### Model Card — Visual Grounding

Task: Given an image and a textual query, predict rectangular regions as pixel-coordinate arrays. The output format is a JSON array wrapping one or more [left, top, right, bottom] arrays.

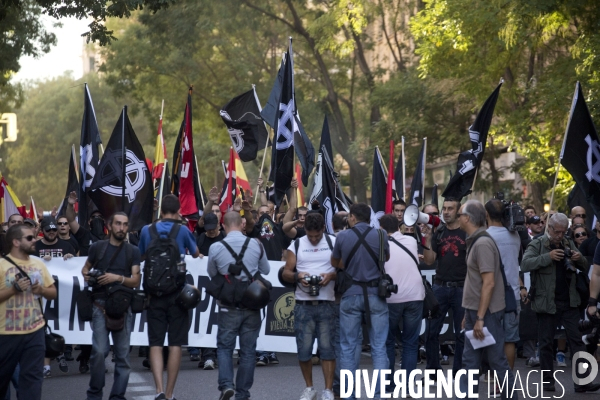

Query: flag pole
[[545, 112, 571, 235], [402, 136, 406, 200], [422, 137, 427, 206], [195, 155, 205, 208], [290, 37, 297, 177], [253, 84, 271, 204], [31, 196, 38, 221], [121, 106, 127, 212], [100, 144, 105, 156], [157, 159, 167, 219]]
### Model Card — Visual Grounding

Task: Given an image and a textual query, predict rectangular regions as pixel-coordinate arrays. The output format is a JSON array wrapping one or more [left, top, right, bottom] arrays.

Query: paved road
[[12, 348, 600, 399]]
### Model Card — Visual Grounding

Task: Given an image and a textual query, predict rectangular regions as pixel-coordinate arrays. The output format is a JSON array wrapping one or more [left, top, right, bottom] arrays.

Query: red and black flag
[[79, 83, 102, 225], [561, 82, 600, 222], [219, 147, 237, 214], [442, 81, 502, 200], [220, 88, 270, 162], [171, 87, 206, 219]]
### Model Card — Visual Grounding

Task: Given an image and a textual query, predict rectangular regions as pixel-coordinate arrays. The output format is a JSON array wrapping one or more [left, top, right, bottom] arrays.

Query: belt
[[295, 300, 333, 305], [434, 279, 464, 288]]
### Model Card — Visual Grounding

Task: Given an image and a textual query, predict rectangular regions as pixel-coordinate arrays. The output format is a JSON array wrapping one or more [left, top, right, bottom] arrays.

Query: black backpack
[[143, 222, 185, 297]]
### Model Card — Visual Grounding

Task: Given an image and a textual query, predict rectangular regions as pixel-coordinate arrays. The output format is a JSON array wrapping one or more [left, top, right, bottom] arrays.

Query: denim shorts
[[503, 308, 520, 343], [294, 301, 336, 362]]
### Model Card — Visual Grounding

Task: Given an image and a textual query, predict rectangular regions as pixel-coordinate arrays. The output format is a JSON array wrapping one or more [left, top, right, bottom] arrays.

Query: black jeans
[[537, 301, 585, 386], [0, 328, 45, 400]]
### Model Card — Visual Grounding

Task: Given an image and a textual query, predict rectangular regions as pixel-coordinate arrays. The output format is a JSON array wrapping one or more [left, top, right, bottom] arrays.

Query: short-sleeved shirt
[[487, 226, 521, 300], [250, 214, 285, 261], [332, 222, 390, 298], [35, 239, 77, 259], [288, 234, 336, 301], [87, 241, 141, 294], [62, 235, 80, 255], [197, 232, 225, 256], [0, 256, 55, 334], [463, 229, 505, 313], [138, 221, 198, 257], [386, 232, 425, 304], [431, 225, 467, 282]]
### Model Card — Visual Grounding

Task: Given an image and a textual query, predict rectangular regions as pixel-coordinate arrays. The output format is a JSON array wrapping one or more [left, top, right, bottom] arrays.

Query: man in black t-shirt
[[81, 212, 141, 400], [422, 198, 467, 376], [65, 191, 106, 257], [246, 204, 286, 261], [35, 217, 76, 260], [196, 213, 225, 257], [56, 215, 80, 255]]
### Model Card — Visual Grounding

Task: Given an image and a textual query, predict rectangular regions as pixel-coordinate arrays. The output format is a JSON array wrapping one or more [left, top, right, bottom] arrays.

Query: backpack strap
[[91, 240, 111, 272], [294, 238, 300, 255], [168, 222, 181, 240], [149, 223, 159, 241]]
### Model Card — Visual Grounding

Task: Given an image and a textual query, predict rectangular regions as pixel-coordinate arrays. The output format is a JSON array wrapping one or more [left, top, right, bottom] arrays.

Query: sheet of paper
[[465, 327, 496, 350]]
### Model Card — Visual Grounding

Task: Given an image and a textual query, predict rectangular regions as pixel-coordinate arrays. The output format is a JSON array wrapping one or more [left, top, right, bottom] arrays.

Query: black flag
[[309, 117, 349, 233], [220, 88, 270, 162], [58, 145, 80, 217], [431, 184, 439, 210], [371, 147, 387, 225], [567, 183, 594, 231], [261, 56, 285, 129], [79, 83, 102, 225], [293, 115, 315, 187], [409, 139, 426, 207], [561, 82, 600, 222], [89, 107, 153, 232], [442, 82, 502, 200]]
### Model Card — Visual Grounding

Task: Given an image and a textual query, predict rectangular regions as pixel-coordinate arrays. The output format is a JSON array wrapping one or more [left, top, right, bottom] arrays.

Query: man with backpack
[[282, 212, 337, 400], [138, 195, 200, 400], [207, 211, 270, 400], [81, 212, 141, 400]]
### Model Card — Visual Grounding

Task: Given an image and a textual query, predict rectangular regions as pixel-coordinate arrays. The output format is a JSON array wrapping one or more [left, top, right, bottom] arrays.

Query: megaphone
[[404, 204, 441, 227]]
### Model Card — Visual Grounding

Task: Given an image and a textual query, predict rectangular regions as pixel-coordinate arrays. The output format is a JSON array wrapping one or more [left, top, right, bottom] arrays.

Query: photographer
[[282, 212, 336, 400], [521, 213, 600, 393], [81, 212, 141, 400]]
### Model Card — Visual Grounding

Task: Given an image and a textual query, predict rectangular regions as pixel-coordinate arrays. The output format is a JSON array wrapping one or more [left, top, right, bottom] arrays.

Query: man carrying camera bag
[[81, 212, 141, 400], [282, 212, 337, 400], [207, 211, 270, 400]]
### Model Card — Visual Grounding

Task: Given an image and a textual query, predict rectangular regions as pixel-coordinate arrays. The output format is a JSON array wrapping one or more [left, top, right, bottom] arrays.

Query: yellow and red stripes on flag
[[0, 176, 26, 222], [295, 164, 305, 207], [152, 116, 167, 181], [233, 150, 251, 196]]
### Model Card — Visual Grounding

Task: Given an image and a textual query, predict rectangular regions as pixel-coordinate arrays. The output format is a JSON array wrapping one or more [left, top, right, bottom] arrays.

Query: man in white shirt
[[282, 212, 337, 400], [379, 214, 425, 387]]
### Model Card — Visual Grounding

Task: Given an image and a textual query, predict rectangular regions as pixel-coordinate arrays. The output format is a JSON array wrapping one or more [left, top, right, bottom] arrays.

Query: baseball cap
[[204, 213, 219, 230], [41, 217, 58, 231], [527, 215, 542, 224]]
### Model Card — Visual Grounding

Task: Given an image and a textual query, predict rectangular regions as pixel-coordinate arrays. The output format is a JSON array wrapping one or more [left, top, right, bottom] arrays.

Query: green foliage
[[2, 73, 151, 209]]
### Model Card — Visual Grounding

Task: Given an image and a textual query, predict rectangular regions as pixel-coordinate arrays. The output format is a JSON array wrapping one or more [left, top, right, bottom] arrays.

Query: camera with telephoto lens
[[303, 275, 323, 297], [87, 269, 105, 288], [378, 275, 398, 298], [563, 247, 576, 271], [494, 192, 526, 232]]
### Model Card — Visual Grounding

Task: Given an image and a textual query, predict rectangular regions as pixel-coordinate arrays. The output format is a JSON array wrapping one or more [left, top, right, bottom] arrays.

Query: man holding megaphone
[[419, 198, 468, 378]]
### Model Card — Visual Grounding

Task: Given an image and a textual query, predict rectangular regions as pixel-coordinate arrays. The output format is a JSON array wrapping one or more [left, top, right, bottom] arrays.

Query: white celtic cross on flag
[[277, 99, 295, 150], [585, 134, 600, 183]]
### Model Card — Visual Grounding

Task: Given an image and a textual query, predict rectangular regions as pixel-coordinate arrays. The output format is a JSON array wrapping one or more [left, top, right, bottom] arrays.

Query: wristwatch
[[476, 316, 484, 322], [520, 286, 527, 291]]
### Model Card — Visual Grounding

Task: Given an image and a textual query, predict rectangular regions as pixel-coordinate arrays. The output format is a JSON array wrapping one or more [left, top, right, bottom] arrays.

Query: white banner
[[40, 257, 529, 352]]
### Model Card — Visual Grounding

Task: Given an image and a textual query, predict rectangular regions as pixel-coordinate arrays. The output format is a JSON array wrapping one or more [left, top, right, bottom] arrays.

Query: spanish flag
[[153, 114, 167, 181], [0, 176, 26, 222], [296, 164, 305, 207], [234, 150, 252, 196]]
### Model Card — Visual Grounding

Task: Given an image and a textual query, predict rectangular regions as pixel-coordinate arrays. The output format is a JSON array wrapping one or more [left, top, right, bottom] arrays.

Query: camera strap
[[4, 255, 49, 329], [220, 238, 253, 281]]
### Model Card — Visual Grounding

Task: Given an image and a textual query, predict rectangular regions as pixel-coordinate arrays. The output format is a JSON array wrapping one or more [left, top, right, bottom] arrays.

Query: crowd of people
[[3, 178, 600, 400]]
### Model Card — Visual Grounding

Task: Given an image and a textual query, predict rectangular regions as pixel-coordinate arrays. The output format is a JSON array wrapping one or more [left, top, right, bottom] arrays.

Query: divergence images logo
[[572, 351, 598, 385]]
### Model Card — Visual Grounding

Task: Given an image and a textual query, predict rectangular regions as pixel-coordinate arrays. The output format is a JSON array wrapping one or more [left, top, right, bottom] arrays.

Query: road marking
[[129, 372, 147, 383], [128, 385, 156, 392]]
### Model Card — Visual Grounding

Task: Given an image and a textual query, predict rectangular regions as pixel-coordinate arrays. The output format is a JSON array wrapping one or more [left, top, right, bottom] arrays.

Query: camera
[[87, 269, 105, 288], [494, 192, 526, 232], [303, 275, 323, 297], [579, 318, 600, 345], [563, 247, 576, 271], [378, 275, 398, 298]]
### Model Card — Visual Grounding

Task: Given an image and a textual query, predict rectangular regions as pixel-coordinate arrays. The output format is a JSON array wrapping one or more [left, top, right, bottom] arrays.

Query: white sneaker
[[299, 387, 317, 400], [203, 359, 215, 370], [321, 389, 335, 400], [556, 351, 567, 367]]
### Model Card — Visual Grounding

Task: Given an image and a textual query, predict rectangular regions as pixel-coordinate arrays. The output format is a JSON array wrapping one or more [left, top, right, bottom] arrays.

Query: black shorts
[[147, 293, 189, 347]]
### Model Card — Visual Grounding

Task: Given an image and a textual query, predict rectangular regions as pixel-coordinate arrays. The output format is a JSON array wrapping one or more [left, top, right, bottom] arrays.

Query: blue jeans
[[339, 294, 389, 400], [386, 301, 423, 385], [86, 303, 133, 400], [459, 309, 514, 399], [294, 302, 336, 361], [333, 304, 361, 396], [426, 284, 465, 373], [217, 307, 261, 400]]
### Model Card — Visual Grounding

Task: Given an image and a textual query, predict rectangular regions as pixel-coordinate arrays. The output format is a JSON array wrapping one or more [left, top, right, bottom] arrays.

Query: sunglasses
[[575, 232, 588, 239], [21, 235, 35, 241], [429, 212, 440, 216], [44, 228, 58, 233], [57, 222, 69, 226], [575, 214, 586, 219]]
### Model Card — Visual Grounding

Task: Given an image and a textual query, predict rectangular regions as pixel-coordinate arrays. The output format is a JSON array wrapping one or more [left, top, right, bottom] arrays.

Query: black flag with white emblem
[[442, 82, 502, 200], [79, 83, 102, 225], [409, 139, 426, 207], [561, 82, 600, 222], [220, 88, 270, 162], [89, 108, 153, 232]]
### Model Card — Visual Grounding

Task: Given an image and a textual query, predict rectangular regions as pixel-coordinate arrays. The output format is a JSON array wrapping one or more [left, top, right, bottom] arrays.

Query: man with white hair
[[522, 213, 600, 393], [457, 200, 514, 399]]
